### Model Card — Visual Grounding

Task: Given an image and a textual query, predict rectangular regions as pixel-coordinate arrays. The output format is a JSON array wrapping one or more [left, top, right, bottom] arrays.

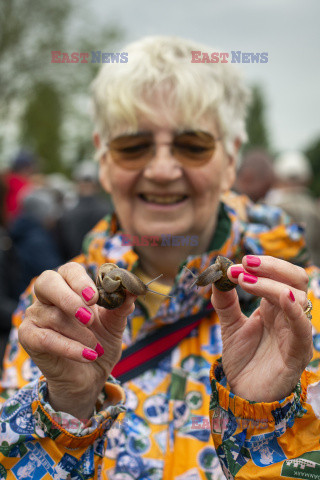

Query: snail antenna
[[145, 274, 163, 286], [183, 266, 196, 278], [183, 265, 198, 289], [147, 289, 172, 298], [145, 274, 172, 298], [190, 279, 199, 289]]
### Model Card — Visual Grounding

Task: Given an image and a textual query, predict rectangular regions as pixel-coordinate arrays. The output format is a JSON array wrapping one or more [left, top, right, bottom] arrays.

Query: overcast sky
[[91, 0, 320, 153]]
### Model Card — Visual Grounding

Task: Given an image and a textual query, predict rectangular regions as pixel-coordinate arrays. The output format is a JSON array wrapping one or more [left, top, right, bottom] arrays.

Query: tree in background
[[243, 85, 320, 199], [305, 137, 320, 197], [244, 85, 270, 153], [20, 83, 63, 174], [0, 1, 71, 112], [0, 0, 123, 172]]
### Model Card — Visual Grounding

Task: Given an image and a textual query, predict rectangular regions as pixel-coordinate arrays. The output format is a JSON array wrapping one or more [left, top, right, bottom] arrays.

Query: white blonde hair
[[91, 35, 250, 156]]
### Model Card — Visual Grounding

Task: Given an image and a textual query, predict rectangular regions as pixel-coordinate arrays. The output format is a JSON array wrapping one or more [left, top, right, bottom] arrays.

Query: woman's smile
[[137, 192, 189, 209]]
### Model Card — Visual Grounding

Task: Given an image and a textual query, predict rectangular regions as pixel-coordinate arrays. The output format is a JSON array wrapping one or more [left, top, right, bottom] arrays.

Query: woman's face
[[96, 114, 237, 246]]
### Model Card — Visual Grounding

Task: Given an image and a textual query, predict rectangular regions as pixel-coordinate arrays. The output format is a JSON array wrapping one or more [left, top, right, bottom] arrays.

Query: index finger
[[241, 255, 309, 292], [57, 262, 99, 305], [34, 266, 97, 328]]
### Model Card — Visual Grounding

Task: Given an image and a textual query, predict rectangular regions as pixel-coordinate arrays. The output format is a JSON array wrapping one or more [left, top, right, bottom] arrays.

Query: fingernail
[[82, 348, 98, 361], [230, 266, 245, 278], [246, 255, 261, 267], [94, 342, 104, 357], [75, 307, 92, 324], [242, 273, 258, 284], [82, 287, 95, 302], [289, 290, 295, 302]]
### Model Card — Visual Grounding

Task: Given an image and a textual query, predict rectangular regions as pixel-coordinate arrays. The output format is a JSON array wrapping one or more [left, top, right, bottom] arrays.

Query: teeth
[[142, 194, 185, 204]]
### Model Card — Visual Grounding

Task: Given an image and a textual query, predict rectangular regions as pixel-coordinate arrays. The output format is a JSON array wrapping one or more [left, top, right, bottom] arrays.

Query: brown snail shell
[[185, 255, 236, 292], [213, 256, 236, 291], [96, 263, 171, 310], [97, 286, 126, 309]]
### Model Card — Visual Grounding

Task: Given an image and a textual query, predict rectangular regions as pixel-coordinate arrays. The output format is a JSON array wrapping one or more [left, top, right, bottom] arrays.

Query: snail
[[96, 263, 171, 309], [184, 255, 236, 291]]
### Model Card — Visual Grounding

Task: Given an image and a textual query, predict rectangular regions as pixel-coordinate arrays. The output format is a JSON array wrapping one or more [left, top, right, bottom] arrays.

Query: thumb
[[98, 293, 137, 338], [210, 285, 243, 329]]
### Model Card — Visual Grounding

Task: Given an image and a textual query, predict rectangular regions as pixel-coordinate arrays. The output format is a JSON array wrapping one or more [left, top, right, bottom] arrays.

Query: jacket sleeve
[[0, 254, 126, 478], [209, 267, 320, 479]]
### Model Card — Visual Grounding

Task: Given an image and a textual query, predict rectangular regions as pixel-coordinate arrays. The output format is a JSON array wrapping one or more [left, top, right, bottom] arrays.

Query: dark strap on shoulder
[[112, 304, 214, 383]]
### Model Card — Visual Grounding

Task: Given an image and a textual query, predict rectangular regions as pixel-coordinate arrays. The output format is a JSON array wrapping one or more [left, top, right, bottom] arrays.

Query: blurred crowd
[[0, 146, 319, 369], [234, 148, 320, 267], [0, 150, 113, 366]]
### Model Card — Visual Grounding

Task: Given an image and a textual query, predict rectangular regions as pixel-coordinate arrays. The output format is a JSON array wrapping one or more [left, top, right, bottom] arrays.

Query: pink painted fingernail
[[75, 307, 92, 324], [82, 348, 98, 361], [82, 287, 95, 302], [242, 273, 258, 284], [289, 290, 295, 302], [94, 342, 104, 357], [230, 266, 245, 278], [246, 255, 261, 267]]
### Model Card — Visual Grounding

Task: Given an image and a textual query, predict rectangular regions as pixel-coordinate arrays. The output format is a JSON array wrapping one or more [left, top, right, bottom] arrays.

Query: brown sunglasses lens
[[109, 134, 154, 168], [108, 131, 217, 168], [173, 131, 216, 163]]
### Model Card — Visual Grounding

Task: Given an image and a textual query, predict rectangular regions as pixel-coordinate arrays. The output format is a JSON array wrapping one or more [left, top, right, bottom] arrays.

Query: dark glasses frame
[[106, 130, 222, 169]]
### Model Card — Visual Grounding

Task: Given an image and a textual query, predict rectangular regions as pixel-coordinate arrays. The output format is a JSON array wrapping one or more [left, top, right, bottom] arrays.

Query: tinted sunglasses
[[107, 130, 221, 169]]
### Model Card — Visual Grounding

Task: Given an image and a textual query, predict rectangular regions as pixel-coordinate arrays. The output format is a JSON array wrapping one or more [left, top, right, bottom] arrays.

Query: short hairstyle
[[91, 35, 250, 157]]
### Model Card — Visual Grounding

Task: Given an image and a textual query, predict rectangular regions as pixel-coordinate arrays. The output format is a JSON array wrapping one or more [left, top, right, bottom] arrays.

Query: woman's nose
[[143, 143, 182, 181]]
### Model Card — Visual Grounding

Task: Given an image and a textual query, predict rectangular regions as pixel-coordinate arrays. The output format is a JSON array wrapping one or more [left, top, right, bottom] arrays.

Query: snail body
[[184, 255, 236, 292], [96, 263, 170, 309]]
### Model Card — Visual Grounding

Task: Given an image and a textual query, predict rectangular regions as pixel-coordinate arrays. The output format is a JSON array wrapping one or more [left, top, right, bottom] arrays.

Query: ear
[[93, 132, 112, 194], [93, 131, 104, 151], [221, 138, 242, 192]]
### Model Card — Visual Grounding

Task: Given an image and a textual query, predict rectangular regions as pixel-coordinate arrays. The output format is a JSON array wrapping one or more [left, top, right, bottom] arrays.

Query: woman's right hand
[[18, 262, 136, 420]]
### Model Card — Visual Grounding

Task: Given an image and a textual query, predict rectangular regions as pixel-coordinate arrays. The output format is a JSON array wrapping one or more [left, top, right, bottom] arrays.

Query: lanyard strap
[[112, 304, 214, 383]]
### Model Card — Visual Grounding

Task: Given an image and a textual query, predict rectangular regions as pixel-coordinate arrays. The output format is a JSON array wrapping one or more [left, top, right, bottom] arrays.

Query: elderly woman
[[1, 36, 319, 480]]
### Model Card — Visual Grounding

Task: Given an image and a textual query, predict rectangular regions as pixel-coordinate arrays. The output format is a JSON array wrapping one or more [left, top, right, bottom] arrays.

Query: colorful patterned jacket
[[1, 197, 320, 480]]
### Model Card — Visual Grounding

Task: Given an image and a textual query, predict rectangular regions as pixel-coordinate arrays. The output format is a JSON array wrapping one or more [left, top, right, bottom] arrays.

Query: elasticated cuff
[[32, 375, 126, 449], [209, 358, 309, 430]]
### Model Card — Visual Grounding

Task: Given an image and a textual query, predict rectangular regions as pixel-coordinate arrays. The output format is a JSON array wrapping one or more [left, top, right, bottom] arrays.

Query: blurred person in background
[[234, 148, 275, 203], [9, 188, 63, 293], [57, 160, 113, 261], [224, 147, 276, 223], [0, 175, 20, 369], [3, 149, 37, 223], [46, 172, 77, 213], [265, 151, 320, 266]]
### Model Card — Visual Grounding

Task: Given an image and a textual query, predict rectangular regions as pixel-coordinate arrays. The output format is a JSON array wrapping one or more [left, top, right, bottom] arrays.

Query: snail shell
[[186, 255, 236, 292], [96, 263, 170, 309], [96, 267, 126, 309], [213, 256, 236, 291]]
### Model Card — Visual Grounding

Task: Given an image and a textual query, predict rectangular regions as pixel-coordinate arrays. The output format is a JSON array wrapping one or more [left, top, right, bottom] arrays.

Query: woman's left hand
[[210, 255, 313, 402]]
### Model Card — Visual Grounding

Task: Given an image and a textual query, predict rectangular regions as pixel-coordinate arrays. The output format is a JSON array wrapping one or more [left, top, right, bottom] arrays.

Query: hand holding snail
[[18, 262, 137, 420], [96, 263, 171, 309], [210, 255, 313, 402]]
